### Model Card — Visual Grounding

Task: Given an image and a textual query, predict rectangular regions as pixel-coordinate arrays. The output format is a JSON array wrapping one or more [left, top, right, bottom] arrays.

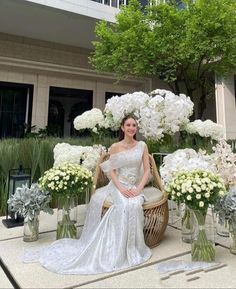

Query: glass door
[[0, 82, 33, 138]]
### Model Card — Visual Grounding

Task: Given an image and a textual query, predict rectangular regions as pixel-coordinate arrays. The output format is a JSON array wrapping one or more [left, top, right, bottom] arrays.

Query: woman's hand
[[119, 187, 133, 198], [128, 187, 142, 197], [120, 187, 142, 198]]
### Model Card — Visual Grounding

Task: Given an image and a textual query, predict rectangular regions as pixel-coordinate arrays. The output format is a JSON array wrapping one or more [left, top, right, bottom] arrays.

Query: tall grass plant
[[0, 136, 117, 216]]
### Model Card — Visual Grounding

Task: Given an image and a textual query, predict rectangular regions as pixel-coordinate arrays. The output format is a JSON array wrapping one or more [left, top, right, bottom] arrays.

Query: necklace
[[121, 140, 136, 149]]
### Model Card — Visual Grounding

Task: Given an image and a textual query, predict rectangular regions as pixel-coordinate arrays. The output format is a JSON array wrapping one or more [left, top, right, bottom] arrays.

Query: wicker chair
[[92, 153, 169, 248]]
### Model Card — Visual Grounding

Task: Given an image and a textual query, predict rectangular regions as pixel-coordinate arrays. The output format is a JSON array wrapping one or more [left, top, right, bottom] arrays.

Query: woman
[[24, 115, 152, 274]]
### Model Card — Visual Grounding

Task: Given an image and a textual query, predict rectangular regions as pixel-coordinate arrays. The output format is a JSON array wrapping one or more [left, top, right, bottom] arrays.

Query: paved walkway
[[0, 206, 235, 289]]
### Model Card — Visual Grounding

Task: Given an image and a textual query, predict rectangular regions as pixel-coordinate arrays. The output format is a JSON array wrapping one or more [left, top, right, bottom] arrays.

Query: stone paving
[[0, 206, 235, 289]]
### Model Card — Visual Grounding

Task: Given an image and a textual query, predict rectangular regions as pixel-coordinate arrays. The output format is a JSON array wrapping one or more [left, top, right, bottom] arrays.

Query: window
[[48, 87, 93, 137], [0, 82, 33, 138]]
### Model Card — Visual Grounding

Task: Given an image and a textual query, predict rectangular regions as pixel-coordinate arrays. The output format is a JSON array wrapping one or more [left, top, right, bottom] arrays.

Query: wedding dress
[[23, 141, 152, 275]]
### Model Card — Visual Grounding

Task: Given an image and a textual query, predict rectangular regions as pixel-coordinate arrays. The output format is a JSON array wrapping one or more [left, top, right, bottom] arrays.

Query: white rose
[[187, 195, 192, 200]]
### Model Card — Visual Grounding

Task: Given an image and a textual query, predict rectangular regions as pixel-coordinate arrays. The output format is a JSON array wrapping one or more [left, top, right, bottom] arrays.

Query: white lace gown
[[23, 141, 152, 275]]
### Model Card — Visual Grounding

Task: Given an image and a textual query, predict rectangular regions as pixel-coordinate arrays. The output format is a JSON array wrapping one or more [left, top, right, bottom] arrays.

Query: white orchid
[[138, 89, 194, 140]]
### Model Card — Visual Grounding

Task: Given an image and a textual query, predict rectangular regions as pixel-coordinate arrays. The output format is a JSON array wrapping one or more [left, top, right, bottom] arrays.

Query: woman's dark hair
[[118, 115, 137, 141]]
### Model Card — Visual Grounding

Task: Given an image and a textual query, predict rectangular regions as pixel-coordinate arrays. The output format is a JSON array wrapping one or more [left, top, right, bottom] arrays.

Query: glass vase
[[168, 200, 181, 225], [23, 212, 39, 242], [191, 208, 215, 262], [216, 213, 229, 237], [181, 205, 194, 243], [57, 195, 78, 240], [229, 220, 236, 255]]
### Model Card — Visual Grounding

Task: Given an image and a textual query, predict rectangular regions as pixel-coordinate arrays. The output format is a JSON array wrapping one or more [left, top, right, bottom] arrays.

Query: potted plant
[[7, 183, 53, 242]]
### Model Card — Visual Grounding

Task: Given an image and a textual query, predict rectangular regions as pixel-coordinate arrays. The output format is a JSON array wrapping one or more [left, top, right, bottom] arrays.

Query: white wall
[[25, 0, 119, 22], [215, 75, 236, 139]]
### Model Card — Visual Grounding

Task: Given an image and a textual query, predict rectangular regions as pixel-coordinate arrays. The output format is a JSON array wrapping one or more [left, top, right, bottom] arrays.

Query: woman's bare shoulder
[[109, 142, 122, 154]]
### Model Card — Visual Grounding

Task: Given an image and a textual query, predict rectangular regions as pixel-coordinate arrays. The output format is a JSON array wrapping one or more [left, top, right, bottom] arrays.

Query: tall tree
[[90, 0, 236, 118]]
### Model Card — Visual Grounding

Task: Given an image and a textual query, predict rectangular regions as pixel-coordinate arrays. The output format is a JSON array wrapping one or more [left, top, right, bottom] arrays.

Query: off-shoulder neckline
[[110, 141, 141, 157]]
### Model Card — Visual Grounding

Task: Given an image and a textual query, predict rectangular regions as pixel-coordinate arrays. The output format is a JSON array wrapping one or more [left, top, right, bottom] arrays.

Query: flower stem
[[191, 210, 215, 262]]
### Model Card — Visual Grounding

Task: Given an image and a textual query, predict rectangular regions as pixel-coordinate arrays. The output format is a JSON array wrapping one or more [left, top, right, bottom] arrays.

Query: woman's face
[[122, 117, 137, 138]]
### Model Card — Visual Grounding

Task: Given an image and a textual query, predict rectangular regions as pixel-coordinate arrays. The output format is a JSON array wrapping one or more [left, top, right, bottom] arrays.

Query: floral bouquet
[[7, 183, 53, 221], [39, 163, 93, 239], [39, 162, 93, 197], [165, 169, 226, 261]]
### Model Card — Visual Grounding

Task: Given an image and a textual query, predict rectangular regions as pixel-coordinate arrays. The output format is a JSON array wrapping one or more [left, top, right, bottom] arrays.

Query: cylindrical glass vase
[[23, 213, 39, 242], [191, 208, 215, 262], [181, 205, 194, 243], [229, 220, 236, 255], [216, 213, 229, 237], [57, 195, 78, 240], [168, 200, 181, 225]]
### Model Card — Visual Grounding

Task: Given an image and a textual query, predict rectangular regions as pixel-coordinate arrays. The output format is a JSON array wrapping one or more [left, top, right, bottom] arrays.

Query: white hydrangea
[[160, 148, 216, 185], [185, 119, 224, 141], [104, 91, 150, 129], [73, 108, 104, 131], [53, 143, 106, 172]]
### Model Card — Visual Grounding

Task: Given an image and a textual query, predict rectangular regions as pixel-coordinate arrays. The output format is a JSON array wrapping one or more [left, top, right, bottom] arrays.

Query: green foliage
[[0, 136, 117, 216], [91, 0, 236, 117]]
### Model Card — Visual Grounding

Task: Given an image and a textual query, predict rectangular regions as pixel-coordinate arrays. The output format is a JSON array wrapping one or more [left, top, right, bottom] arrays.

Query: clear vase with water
[[23, 212, 39, 242], [57, 195, 78, 239]]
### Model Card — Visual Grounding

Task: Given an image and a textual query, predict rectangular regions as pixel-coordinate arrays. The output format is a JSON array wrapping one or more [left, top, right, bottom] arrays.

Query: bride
[[24, 115, 152, 274]]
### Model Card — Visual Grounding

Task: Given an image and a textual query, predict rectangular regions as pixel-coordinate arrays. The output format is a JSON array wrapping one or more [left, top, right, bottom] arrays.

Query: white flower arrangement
[[53, 143, 106, 172], [184, 119, 224, 141], [73, 108, 104, 132], [160, 149, 216, 185], [7, 183, 53, 221], [72, 89, 194, 142], [165, 170, 226, 211], [210, 140, 236, 189], [104, 91, 150, 130], [39, 163, 93, 197], [138, 90, 193, 140]]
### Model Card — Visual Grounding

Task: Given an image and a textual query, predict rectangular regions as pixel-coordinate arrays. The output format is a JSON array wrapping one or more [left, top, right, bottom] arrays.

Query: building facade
[[0, 0, 235, 138]]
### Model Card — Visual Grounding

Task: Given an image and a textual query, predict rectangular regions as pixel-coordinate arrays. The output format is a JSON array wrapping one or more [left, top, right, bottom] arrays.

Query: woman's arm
[[130, 143, 151, 196]]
